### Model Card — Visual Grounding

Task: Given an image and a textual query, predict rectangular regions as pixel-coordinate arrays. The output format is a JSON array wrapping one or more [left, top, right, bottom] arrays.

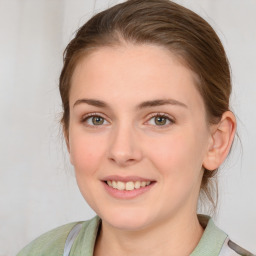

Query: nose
[[107, 124, 143, 167]]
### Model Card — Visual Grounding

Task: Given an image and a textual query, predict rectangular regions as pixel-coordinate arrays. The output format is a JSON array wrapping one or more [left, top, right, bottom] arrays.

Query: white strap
[[63, 223, 83, 256], [219, 237, 254, 256]]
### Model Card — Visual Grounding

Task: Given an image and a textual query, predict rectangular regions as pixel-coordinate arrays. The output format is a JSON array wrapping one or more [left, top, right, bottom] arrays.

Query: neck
[[94, 212, 204, 256]]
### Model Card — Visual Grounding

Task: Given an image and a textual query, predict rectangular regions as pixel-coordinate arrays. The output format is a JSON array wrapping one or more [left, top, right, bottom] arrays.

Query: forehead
[[70, 44, 204, 112]]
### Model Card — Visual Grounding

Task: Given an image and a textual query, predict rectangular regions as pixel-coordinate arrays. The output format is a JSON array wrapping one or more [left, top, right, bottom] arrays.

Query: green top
[[17, 215, 254, 256]]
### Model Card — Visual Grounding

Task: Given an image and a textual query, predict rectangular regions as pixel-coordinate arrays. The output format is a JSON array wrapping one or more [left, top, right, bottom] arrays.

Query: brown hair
[[59, 0, 232, 212]]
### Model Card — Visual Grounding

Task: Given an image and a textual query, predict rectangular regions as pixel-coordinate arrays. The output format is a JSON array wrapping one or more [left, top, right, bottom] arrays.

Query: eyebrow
[[73, 98, 188, 110]]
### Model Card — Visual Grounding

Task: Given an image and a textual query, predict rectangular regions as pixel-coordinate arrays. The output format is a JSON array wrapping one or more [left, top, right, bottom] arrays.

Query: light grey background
[[0, 0, 255, 255]]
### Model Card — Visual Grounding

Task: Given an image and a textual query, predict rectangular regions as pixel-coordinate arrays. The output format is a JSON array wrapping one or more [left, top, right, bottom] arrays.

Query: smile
[[106, 180, 151, 191], [102, 176, 156, 199]]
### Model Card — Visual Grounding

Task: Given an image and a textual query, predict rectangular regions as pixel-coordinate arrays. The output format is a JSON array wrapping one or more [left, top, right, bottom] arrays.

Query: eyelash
[[81, 112, 175, 129]]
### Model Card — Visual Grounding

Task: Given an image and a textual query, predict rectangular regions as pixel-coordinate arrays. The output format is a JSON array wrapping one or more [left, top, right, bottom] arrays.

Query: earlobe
[[62, 125, 71, 153], [203, 111, 236, 171], [63, 128, 75, 165], [66, 137, 70, 154]]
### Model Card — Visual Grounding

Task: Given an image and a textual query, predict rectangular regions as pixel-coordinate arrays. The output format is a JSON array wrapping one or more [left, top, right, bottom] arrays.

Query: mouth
[[105, 180, 152, 191], [101, 175, 156, 199], [102, 176, 156, 199]]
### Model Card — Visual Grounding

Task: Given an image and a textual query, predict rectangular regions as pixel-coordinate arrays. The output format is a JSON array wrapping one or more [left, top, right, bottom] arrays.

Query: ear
[[62, 123, 70, 154], [63, 126, 75, 165], [203, 111, 236, 171]]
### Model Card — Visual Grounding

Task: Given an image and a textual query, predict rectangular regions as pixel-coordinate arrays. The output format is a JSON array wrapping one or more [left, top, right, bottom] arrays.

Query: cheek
[[148, 133, 190, 165], [69, 131, 106, 175], [147, 130, 205, 179], [148, 131, 206, 204]]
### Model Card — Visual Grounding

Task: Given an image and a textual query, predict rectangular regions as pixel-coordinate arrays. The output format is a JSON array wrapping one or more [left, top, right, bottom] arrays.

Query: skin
[[66, 44, 236, 256]]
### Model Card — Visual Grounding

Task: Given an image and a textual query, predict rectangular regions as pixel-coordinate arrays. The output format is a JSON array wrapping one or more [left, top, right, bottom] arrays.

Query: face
[[68, 44, 213, 231]]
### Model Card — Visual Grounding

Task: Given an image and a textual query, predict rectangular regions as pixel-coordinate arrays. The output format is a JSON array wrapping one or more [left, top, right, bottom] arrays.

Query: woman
[[17, 0, 255, 255]]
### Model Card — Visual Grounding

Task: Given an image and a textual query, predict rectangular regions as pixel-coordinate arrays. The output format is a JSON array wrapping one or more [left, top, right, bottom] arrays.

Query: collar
[[72, 214, 227, 256], [190, 214, 227, 256]]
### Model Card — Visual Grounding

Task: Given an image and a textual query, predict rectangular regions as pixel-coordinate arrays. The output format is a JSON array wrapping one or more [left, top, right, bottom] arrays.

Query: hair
[[59, 0, 232, 213]]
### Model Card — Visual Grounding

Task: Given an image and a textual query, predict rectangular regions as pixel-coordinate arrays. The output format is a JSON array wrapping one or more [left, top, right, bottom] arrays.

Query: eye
[[81, 113, 109, 127], [147, 113, 174, 127]]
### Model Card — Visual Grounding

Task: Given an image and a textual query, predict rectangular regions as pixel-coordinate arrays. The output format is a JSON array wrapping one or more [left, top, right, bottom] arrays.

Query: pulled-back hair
[[59, 0, 232, 212]]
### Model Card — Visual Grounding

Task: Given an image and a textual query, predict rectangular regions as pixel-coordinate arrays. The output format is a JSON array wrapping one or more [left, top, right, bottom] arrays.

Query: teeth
[[117, 181, 125, 190], [126, 181, 134, 191], [112, 181, 117, 189], [106, 180, 152, 191], [141, 181, 146, 187], [134, 181, 140, 189]]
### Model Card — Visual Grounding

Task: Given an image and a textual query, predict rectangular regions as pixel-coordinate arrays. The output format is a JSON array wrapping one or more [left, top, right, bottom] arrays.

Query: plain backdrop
[[0, 0, 255, 255]]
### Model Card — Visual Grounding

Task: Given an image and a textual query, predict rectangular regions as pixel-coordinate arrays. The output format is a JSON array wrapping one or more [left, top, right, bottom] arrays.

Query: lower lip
[[102, 181, 155, 199]]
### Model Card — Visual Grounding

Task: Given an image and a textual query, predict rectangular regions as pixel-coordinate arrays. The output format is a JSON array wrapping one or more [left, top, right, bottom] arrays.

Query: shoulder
[[194, 215, 255, 256], [16, 217, 97, 256], [220, 238, 255, 256]]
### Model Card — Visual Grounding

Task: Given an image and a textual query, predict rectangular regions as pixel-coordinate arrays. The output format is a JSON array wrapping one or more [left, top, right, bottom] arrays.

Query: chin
[[99, 208, 155, 231]]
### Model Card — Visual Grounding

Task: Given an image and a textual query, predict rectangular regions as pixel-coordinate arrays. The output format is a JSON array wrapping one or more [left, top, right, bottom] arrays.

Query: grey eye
[[91, 116, 104, 125], [154, 116, 168, 125], [148, 115, 172, 126], [84, 116, 108, 126]]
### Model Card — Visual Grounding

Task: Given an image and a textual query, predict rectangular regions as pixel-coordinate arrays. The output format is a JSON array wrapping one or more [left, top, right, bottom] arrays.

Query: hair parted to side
[[59, 0, 232, 213]]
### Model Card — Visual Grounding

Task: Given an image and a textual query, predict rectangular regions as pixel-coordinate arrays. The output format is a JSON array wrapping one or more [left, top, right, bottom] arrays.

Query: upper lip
[[102, 175, 155, 182]]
